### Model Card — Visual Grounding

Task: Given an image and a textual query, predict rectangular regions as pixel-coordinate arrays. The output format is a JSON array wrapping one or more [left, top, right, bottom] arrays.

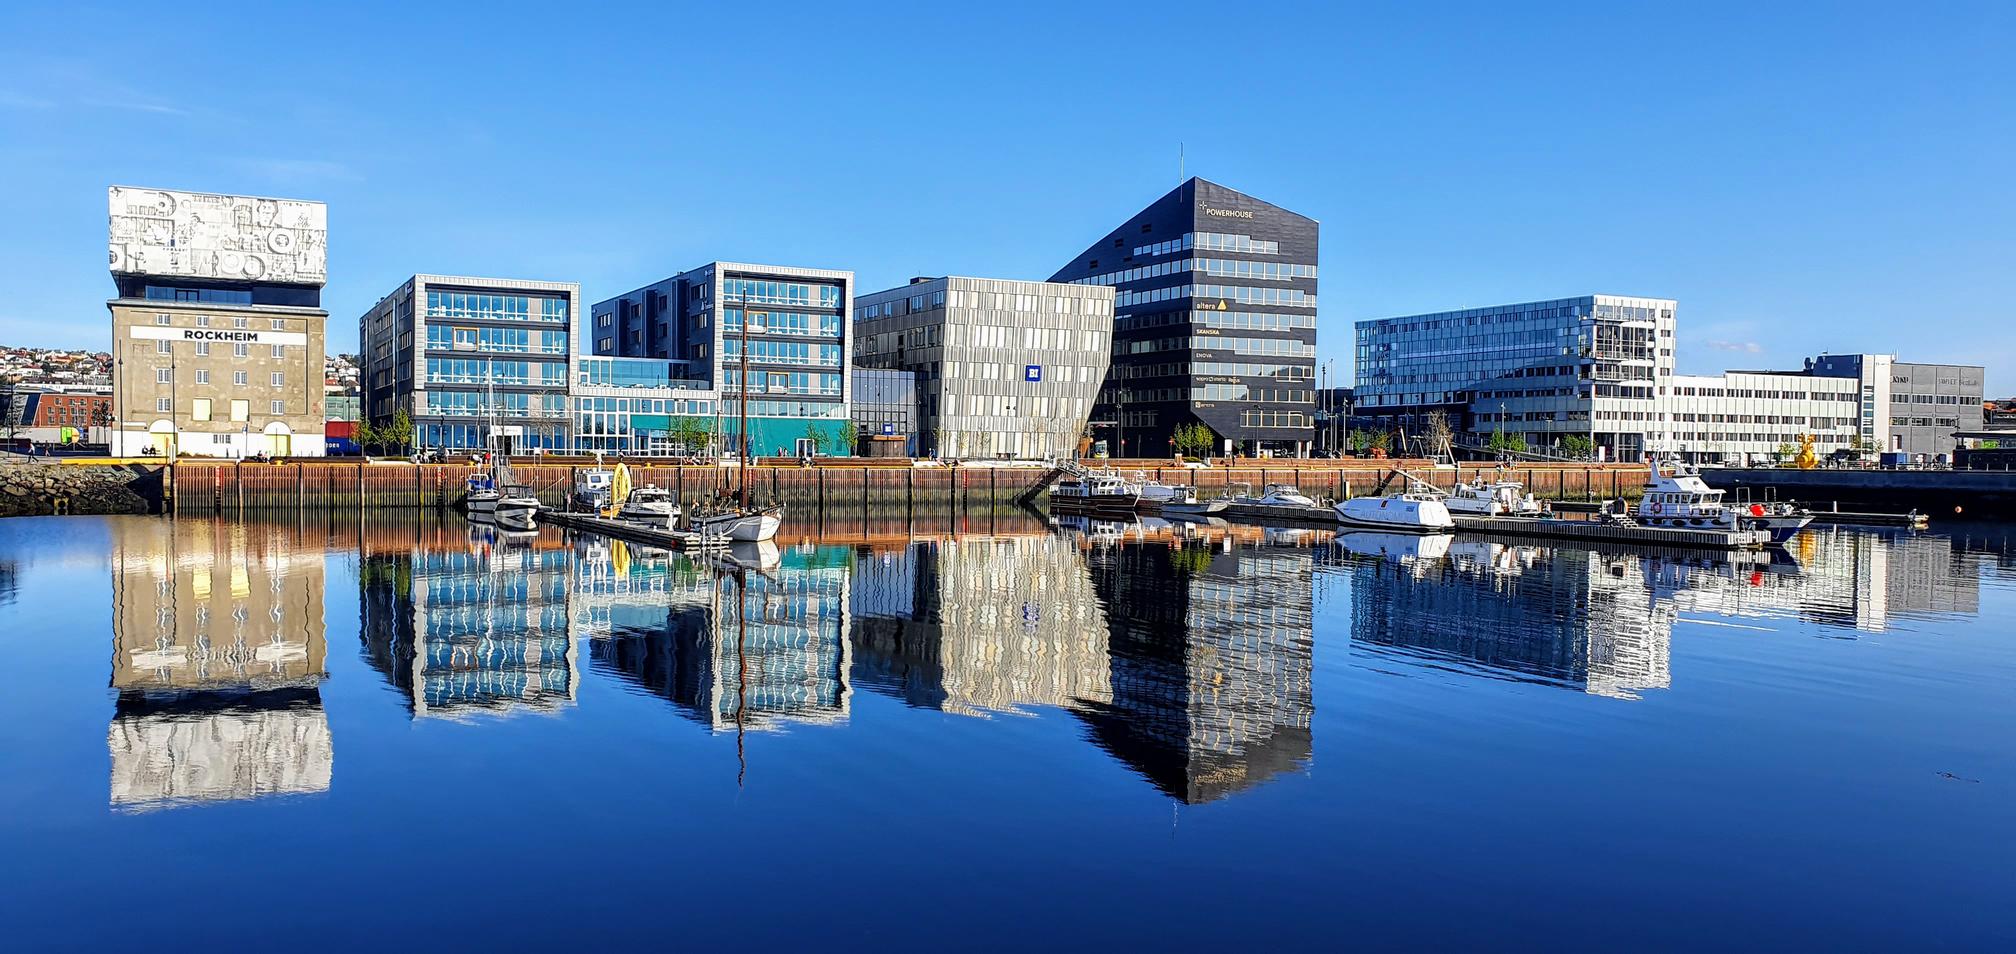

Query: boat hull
[[693, 509, 782, 542], [1333, 497, 1455, 532]]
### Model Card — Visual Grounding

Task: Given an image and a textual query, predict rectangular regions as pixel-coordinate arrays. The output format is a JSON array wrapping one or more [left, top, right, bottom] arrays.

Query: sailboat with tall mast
[[689, 290, 782, 542]]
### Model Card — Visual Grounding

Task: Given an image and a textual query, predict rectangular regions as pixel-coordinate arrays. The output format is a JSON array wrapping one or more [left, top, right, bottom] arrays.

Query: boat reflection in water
[[579, 536, 852, 732], [108, 519, 331, 810], [359, 520, 577, 718]]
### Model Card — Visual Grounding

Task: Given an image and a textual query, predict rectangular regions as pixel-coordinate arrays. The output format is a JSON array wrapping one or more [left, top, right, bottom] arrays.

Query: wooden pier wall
[[165, 461, 1653, 515]]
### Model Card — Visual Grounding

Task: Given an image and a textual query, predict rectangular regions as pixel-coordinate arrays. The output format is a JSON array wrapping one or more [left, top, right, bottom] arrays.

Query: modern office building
[[854, 276, 1114, 458], [1659, 367, 1862, 463], [592, 262, 852, 457], [1806, 354, 1984, 458], [106, 186, 330, 458], [571, 356, 715, 455], [1354, 295, 1677, 460], [1051, 178, 1318, 458], [358, 275, 579, 454], [849, 367, 919, 456]]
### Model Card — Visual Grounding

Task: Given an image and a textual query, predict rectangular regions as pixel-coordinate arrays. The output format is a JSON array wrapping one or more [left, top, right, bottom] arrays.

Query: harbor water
[[0, 514, 2011, 949]]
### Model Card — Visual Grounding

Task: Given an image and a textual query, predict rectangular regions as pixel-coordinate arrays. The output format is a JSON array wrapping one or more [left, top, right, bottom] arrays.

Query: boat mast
[[737, 286, 753, 505]]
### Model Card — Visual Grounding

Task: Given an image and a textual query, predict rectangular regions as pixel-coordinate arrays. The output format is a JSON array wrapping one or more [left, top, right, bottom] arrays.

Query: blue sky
[[2, 1, 2011, 391]]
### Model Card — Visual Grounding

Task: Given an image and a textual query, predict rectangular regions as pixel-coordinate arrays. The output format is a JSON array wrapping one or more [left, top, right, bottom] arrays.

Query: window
[[271, 372, 284, 387], [270, 345, 285, 358], [196, 316, 210, 327], [234, 371, 248, 386], [156, 341, 171, 354], [194, 342, 209, 356], [154, 314, 171, 325], [233, 344, 248, 357], [270, 400, 285, 415], [195, 370, 210, 385], [233, 317, 248, 329], [230, 400, 249, 422], [155, 368, 171, 383], [191, 398, 212, 421]]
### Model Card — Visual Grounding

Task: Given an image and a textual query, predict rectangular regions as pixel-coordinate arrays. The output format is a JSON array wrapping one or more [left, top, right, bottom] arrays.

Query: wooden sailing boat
[[689, 290, 782, 542]]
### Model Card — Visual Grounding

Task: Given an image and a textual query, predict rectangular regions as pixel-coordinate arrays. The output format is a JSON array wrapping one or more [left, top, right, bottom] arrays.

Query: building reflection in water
[[1331, 525, 1996, 701], [579, 538, 852, 731], [108, 519, 330, 810], [1075, 529, 1319, 805], [849, 535, 1113, 717], [359, 521, 577, 718]]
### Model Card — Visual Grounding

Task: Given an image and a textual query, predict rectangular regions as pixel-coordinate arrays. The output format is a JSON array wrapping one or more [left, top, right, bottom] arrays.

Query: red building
[[30, 392, 111, 429]]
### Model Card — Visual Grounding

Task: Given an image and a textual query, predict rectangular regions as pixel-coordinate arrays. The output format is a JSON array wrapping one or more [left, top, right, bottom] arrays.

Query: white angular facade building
[[854, 276, 1115, 459]]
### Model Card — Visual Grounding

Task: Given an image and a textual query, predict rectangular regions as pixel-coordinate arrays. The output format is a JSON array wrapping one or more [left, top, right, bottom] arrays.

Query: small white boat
[[1636, 467, 1741, 532], [463, 473, 499, 514], [1333, 493, 1455, 532], [618, 486, 680, 528], [1223, 482, 1331, 521], [492, 483, 540, 528], [1239, 483, 1318, 508], [1134, 473, 1187, 506], [573, 467, 614, 512], [1051, 471, 1141, 510], [1445, 478, 1544, 517], [1161, 486, 1231, 519]]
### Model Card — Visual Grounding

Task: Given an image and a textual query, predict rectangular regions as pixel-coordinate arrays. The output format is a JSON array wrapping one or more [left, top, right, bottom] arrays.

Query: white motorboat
[[1445, 477, 1545, 517], [1239, 483, 1318, 508], [618, 486, 680, 528], [1333, 492, 1455, 532], [1050, 471, 1141, 510], [1134, 473, 1187, 506], [573, 467, 614, 512], [1161, 486, 1231, 519], [1635, 467, 1741, 532], [492, 483, 540, 529]]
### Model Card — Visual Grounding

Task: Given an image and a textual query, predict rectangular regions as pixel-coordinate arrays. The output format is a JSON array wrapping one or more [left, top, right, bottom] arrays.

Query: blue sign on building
[[1024, 365, 1042, 383], [881, 422, 896, 436]]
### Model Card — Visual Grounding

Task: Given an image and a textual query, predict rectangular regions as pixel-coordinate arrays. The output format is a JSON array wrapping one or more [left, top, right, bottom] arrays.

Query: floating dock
[[1806, 509, 1929, 528], [1449, 515, 1769, 549], [542, 511, 727, 550]]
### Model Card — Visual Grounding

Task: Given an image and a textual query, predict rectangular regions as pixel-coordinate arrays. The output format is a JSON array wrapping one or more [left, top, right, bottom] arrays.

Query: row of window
[[1894, 393, 1973, 406], [1117, 284, 1316, 310], [153, 314, 292, 331], [718, 399, 848, 420], [1672, 385, 1855, 401], [720, 278, 844, 309], [422, 391, 567, 417], [1117, 309, 1316, 333], [1191, 385, 1314, 403], [943, 362, 1095, 383], [425, 291, 569, 323], [152, 341, 287, 359], [939, 394, 1087, 420], [1073, 257, 1315, 289], [1241, 410, 1310, 428], [151, 397, 282, 420], [1891, 417, 1962, 428], [722, 370, 844, 396], [1193, 361, 1315, 380], [1121, 335, 1314, 358], [425, 325, 569, 354], [721, 339, 844, 367], [154, 367, 284, 388], [1133, 231, 1283, 258], [722, 309, 843, 338], [424, 358, 568, 387]]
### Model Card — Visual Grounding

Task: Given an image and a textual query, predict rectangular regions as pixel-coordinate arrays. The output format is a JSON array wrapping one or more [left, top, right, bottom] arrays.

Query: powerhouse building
[[853, 276, 1114, 459], [106, 186, 330, 458], [1051, 178, 1318, 458], [358, 275, 579, 453], [592, 262, 853, 457]]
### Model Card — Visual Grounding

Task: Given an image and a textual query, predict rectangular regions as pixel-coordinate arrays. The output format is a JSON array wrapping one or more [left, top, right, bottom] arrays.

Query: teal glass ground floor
[[573, 415, 853, 457]]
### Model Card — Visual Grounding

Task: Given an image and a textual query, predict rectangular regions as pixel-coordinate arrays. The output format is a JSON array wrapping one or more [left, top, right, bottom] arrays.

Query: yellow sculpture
[[1794, 434, 1819, 469]]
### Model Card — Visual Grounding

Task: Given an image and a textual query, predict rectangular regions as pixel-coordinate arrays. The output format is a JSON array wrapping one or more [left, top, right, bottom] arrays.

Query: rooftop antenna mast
[[1178, 142, 1185, 181]]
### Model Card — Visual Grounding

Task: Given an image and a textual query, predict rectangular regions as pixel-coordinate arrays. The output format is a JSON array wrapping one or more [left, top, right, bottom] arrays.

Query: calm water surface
[[1, 514, 2012, 950]]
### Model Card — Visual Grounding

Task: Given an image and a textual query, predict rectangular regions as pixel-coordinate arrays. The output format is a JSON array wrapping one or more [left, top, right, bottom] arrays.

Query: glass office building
[[1354, 295, 1677, 460], [1051, 178, 1318, 458], [358, 275, 578, 453], [591, 262, 853, 457], [849, 367, 919, 456], [572, 356, 715, 455], [854, 276, 1114, 459]]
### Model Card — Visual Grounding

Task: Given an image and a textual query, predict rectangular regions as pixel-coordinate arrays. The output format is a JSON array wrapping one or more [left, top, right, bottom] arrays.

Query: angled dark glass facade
[[1051, 177, 1318, 457]]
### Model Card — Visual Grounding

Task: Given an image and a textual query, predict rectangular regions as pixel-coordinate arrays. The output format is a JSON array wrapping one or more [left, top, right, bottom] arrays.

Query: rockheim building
[[106, 186, 330, 458], [1051, 178, 1319, 458]]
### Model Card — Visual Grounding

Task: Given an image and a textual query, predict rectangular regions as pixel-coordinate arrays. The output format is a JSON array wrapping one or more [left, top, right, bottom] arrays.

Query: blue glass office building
[[1052, 178, 1318, 457], [591, 262, 853, 457], [359, 275, 578, 453]]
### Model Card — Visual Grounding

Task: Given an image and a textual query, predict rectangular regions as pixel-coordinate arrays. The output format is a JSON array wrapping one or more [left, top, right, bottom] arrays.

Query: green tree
[[1774, 442, 1797, 465], [804, 420, 831, 455], [354, 419, 379, 455], [1347, 428, 1374, 455], [1557, 434, 1594, 460], [1487, 430, 1528, 455], [836, 419, 859, 456], [1979, 439, 2000, 450], [672, 416, 712, 456], [1171, 422, 1215, 458], [384, 407, 415, 455], [1368, 429, 1392, 455]]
